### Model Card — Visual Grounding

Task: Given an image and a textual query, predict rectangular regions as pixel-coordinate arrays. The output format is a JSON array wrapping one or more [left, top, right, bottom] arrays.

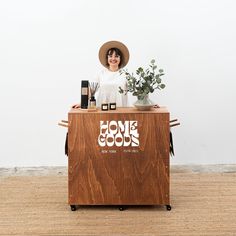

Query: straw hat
[[98, 40, 129, 69]]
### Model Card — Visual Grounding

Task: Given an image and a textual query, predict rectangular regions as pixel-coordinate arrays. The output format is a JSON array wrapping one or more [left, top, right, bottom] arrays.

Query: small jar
[[101, 103, 109, 111], [109, 102, 116, 110]]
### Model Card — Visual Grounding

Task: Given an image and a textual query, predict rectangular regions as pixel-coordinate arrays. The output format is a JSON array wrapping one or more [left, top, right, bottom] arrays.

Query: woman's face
[[107, 51, 121, 68]]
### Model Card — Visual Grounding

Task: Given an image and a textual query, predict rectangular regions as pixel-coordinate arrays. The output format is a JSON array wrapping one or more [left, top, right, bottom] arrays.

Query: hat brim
[[98, 41, 129, 69]]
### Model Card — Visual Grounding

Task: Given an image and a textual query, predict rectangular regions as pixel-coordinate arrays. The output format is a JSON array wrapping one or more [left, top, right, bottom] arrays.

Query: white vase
[[133, 94, 154, 111]]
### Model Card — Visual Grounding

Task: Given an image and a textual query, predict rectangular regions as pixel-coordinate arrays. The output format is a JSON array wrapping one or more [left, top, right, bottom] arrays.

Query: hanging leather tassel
[[169, 118, 180, 156], [65, 132, 68, 156], [170, 131, 174, 156]]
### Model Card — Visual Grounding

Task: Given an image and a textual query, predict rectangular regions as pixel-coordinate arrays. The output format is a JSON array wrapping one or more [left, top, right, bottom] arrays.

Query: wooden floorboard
[[0, 171, 235, 235]]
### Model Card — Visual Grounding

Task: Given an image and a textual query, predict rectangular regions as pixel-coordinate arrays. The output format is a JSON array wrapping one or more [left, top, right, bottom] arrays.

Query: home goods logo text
[[98, 121, 139, 147]]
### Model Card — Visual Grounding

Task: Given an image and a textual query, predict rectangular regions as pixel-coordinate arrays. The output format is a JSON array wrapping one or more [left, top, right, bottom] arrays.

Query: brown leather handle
[[170, 122, 180, 127]]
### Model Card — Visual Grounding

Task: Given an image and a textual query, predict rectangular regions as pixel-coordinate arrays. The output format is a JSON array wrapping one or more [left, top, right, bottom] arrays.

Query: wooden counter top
[[69, 106, 169, 114]]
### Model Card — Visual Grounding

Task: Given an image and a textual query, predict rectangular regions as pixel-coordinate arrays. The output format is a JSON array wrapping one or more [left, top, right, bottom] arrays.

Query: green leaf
[[118, 59, 166, 97]]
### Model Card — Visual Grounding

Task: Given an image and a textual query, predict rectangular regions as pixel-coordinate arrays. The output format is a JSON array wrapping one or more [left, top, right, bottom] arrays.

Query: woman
[[72, 40, 129, 109], [95, 40, 129, 108], [72, 41, 159, 109]]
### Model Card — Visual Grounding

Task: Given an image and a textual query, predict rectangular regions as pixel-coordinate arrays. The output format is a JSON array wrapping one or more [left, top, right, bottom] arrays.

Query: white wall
[[0, 0, 235, 167]]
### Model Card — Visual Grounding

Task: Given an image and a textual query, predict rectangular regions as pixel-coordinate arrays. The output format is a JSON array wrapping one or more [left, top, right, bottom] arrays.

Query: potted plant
[[119, 59, 166, 110]]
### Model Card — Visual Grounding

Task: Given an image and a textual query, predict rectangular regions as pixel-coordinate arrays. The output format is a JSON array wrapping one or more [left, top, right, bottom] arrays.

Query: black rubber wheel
[[119, 206, 125, 211], [166, 205, 171, 211], [70, 205, 76, 211]]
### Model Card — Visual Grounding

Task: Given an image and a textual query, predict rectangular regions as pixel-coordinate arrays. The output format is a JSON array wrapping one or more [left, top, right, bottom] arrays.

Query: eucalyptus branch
[[119, 59, 166, 98]]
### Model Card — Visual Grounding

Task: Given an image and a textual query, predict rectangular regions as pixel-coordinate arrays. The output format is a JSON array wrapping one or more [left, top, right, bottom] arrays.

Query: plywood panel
[[68, 108, 169, 205]]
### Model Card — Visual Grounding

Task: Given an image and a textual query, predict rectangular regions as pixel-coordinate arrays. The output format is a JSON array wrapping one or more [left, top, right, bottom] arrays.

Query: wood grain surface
[[68, 108, 169, 205]]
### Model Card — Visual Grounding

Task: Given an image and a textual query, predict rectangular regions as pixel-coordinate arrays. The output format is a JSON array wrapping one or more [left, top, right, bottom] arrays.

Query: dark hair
[[106, 48, 123, 68]]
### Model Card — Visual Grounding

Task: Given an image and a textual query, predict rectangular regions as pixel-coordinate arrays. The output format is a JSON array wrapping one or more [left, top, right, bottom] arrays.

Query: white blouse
[[95, 69, 128, 107]]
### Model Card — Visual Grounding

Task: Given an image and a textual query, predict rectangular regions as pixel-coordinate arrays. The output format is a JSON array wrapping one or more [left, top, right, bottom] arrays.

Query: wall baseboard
[[0, 164, 236, 177]]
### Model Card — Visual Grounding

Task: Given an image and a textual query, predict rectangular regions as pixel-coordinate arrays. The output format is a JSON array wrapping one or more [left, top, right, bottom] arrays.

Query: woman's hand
[[71, 104, 80, 109], [153, 104, 160, 108]]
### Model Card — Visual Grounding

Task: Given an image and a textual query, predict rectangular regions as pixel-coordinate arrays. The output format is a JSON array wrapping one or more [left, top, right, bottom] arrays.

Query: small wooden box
[[68, 107, 170, 206]]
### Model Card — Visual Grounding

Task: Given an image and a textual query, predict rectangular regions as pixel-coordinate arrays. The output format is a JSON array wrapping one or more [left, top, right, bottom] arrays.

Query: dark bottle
[[81, 80, 89, 109]]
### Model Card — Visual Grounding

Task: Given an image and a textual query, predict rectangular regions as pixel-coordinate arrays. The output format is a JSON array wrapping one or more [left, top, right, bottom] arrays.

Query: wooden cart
[[65, 107, 171, 211]]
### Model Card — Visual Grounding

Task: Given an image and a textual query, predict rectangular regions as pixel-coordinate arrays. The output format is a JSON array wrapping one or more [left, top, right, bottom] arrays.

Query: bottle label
[[90, 101, 96, 108], [102, 104, 108, 110], [81, 88, 88, 95]]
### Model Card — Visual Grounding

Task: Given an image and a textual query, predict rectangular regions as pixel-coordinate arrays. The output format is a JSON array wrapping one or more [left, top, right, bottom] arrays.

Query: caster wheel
[[166, 205, 171, 211], [70, 205, 76, 211], [119, 206, 125, 211]]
